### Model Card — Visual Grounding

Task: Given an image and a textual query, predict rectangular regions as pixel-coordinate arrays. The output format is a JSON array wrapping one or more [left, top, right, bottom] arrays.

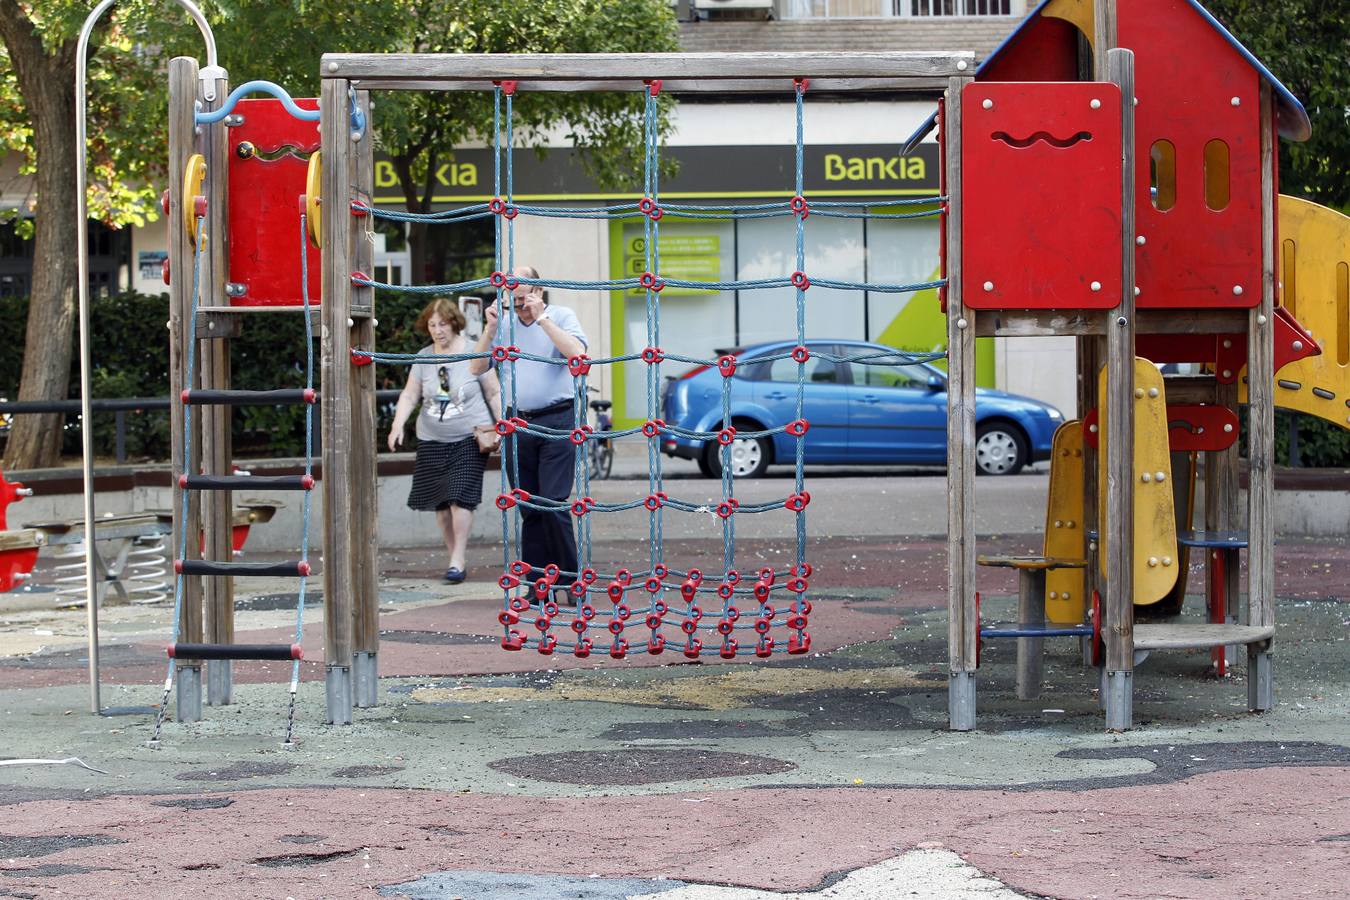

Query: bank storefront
[[370, 102, 1003, 427]]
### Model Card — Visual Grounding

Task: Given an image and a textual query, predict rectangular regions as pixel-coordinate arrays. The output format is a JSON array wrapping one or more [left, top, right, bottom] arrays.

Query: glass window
[[765, 352, 840, 384], [858, 358, 930, 389]]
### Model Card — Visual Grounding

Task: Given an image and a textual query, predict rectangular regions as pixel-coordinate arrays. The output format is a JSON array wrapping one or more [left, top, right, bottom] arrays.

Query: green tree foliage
[[1206, 0, 1350, 208]]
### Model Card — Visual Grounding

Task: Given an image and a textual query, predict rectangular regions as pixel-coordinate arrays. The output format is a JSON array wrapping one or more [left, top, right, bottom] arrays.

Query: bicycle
[[586, 387, 614, 480]]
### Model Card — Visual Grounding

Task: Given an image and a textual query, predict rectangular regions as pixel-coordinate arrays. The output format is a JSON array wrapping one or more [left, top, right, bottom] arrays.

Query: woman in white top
[[388, 298, 501, 583]]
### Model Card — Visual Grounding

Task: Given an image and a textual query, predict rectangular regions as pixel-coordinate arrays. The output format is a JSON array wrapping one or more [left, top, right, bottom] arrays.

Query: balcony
[[782, 0, 1022, 17]]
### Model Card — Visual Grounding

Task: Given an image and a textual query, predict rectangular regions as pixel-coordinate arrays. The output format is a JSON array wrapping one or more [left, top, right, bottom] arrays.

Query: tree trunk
[[0, 9, 80, 471]]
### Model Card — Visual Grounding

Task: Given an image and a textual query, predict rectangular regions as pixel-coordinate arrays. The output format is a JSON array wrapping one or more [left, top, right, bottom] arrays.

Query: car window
[[847, 351, 933, 389], [765, 352, 839, 385]]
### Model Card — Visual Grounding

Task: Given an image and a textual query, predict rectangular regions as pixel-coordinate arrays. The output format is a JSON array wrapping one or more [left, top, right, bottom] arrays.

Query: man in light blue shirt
[[469, 266, 588, 591]]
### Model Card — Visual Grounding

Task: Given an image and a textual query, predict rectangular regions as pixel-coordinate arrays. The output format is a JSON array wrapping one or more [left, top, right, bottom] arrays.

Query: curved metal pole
[[75, 0, 219, 715]]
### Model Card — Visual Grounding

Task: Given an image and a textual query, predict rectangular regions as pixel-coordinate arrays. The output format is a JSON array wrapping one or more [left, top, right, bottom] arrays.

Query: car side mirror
[[926, 375, 944, 392]]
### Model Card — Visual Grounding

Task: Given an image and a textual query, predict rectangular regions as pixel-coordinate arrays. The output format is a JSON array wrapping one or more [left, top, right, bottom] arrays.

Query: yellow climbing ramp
[[1097, 359, 1180, 606], [1241, 195, 1350, 426], [1044, 420, 1087, 624]]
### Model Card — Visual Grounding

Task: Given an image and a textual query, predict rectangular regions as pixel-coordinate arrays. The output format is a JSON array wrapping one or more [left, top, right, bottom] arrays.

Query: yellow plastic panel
[[1044, 420, 1086, 623], [1097, 359, 1180, 605], [1241, 195, 1350, 428]]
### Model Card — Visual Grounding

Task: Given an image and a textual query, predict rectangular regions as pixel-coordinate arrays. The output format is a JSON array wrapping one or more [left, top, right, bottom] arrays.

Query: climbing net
[[355, 79, 944, 660]]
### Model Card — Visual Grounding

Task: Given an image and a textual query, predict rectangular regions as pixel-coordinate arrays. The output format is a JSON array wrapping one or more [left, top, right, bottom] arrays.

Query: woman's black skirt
[[407, 436, 485, 512]]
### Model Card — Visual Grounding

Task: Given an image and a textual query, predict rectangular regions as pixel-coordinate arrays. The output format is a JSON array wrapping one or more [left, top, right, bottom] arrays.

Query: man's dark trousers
[[504, 407, 578, 584]]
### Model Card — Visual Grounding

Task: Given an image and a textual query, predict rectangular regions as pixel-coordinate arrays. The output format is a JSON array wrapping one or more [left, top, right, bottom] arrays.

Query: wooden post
[[1103, 47, 1137, 730], [1247, 82, 1277, 710], [944, 68, 977, 730], [200, 69, 235, 708], [350, 90, 381, 709], [1093, 0, 1118, 79], [320, 76, 356, 724], [167, 57, 204, 723], [1016, 568, 1046, 700], [1078, 335, 1101, 665]]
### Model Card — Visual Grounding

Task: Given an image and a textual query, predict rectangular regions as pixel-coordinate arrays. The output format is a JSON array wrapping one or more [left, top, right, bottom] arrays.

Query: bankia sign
[[371, 143, 940, 205]]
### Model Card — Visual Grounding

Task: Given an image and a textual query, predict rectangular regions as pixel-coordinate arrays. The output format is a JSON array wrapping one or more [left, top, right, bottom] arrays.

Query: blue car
[[661, 339, 1063, 478]]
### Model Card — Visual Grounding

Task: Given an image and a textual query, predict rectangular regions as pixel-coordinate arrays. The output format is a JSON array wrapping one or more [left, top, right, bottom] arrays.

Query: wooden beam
[[976, 309, 1248, 337], [167, 58, 204, 674], [1094, 0, 1118, 76], [320, 76, 355, 724], [1103, 47, 1137, 729], [200, 68, 234, 706], [342, 77, 951, 95], [350, 90, 380, 708], [321, 52, 976, 86], [944, 73, 977, 730]]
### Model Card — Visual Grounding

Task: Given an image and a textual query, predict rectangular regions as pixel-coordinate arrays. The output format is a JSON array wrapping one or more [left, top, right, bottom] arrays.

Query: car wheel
[[705, 432, 772, 479], [696, 454, 716, 478], [975, 422, 1027, 476]]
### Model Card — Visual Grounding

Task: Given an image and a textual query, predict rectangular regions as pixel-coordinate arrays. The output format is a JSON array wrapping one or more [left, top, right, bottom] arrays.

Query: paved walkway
[[1, 531, 1348, 898]]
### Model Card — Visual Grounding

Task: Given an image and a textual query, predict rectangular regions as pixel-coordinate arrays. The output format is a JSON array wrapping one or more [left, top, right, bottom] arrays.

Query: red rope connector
[[717, 355, 738, 377], [616, 568, 633, 586], [786, 577, 808, 594], [543, 563, 560, 584], [653, 564, 669, 579], [349, 200, 369, 218], [717, 579, 736, 599], [645, 79, 662, 97], [639, 272, 665, 291], [790, 345, 810, 363], [350, 271, 371, 286], [794, 77, 809, 93], [785, 419, 810, 437], [788, 632, 811, 655], [498, 609, 519, 627], [792, 562, 813, 579], [726, 569, 741, 585], [569, 428, 589, 446], [501, 630, 525, 651], [790, 195, 809, 219], [716, 500, 738, 520], [716, 618, 734, 636], [350, 350, 373, 366], [533, 578, 551, 600], [607, 580, 626, 601], [568, 354, 591, 376], [607, 618, 625, 635], [791, 271, 811, 290], [641, 346, 665, 364], [510, 559, 531, 577], [490, 270, 508, 287], [638, 197, 656, 214], [641, 419, 666, 438], [687, 568, 703, 585], [643, 491, 668, 511], [757, 566, 775, 584], [580, 567, 598, 585], [570, 581, 588, 602], [785, 491, 811, 512], [720, 638, 739, 659], [495, 493, 517, 510], [609, 638, 629, 659], [755, 637, 775, 658], [645, 612, 663, 630], [683, 637, 702, 659], [573, 637, 593, 658], [754, 616, 772, 635], [537, 634, 557, 656], [160, 189, 171, 217], [494, 80, 517, 96], [786, 613, 808, 630], [571, 496, 596, 517], [534, 612, 552, 632], [491, 345, 522, 363], [644, 575, 663, 594], [648, 634, 666, 655], [753, 580, 771, 602], [571, 616, 588, 634], [716, 426, 737, 446]]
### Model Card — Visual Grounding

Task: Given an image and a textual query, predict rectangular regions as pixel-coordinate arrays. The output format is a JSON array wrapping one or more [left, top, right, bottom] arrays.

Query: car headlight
[[1046, 407, 1064, 420]]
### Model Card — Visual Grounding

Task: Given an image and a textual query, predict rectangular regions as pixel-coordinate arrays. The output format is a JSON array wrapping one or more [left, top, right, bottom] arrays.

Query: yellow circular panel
[[305, 151, 322, 248], [182, 153, 207, 241]]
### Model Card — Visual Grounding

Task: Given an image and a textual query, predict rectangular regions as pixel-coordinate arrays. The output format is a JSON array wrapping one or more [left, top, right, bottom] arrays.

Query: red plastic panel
[[1273, 304, 1321, 375], [0, 546, 38, 593], [1083, 403, 1238, 451], [0, 471, 27, 530], [1121, 0, 1262, 308], [1135, 333, 1246, 383], [227, 98, 322, 306], [981, 16, 1081, 83], [962, 82, 1122, 310]]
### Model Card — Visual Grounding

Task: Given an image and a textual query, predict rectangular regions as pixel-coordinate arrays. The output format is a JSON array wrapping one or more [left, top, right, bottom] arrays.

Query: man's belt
[[510, 400, 572, 419]]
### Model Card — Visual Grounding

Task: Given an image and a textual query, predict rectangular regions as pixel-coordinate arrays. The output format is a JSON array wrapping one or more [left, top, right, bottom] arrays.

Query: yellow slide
[[1241, 195, 1350, 426]]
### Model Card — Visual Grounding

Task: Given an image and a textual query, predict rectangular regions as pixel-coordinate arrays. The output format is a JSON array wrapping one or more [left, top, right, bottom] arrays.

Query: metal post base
[[353, 651, 378, 708], [326, 665, 353, 725], [207, 659, 233, 706], [176, 665, 202, 724], [1103, 670, 1133, 730], [948, 671, 976, 731], [1247, 648, 1274, 711]]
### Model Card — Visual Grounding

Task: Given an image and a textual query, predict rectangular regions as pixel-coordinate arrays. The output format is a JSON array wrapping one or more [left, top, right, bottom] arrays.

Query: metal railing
[[0, 391, 402, 465], [782, 0, 1014, 17]]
